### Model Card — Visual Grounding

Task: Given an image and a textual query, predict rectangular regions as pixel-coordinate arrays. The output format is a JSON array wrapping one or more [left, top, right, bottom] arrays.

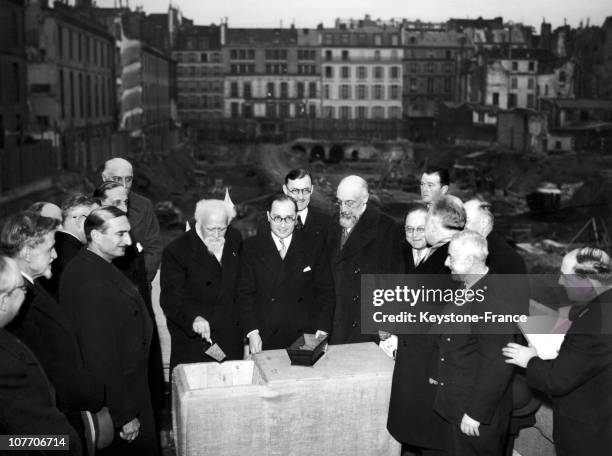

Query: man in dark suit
[[102, 158, 162, 283], [240, 193, 335, 354], [1, 211, 104, 452], [0, 255, 82, 455], [40, 194, 98, 299], [328, 175, 404, 344], [434, 231, 514, 455], [403, 202, 430, 273], [161, 199, 243, 372], [257, 168, 331, 242], [61, 206, 159, 456], [388, 195, 466, 455]]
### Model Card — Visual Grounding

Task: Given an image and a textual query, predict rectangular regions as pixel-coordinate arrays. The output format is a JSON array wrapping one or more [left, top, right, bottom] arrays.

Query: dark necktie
[[296, 214, 304, 231]]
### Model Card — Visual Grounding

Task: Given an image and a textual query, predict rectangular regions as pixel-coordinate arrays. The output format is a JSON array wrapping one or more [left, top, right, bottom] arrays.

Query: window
[[267, 82, 275, 98], [374, 66, 383, 79], [410, 78, 417, 91], [528, 61, 535, 71], [69, 71, 75, 117], [427, 78, 434, 93], [324, 106, 334, 118], [230, 82, 239, 97], [325, 50, 332, 61], [279, 102, 290, 118], [201, 53, 208, 62], [374, 50, 381, 60], [492, 92, 499, 106], [308, 82, 316, 98], [324, 66, 333, 78], [426, 62, 435, 72], [280, 82, 288, 98], [357, 66, 367, 79], [79, 73, 84, 117], [342, 50, 349, 61], [445, 50, 452, 59], [324, 84, 330, 99], [58, 26, 63, 59], [59, 70, 65, 118], [231, 102, 239, 118], [357, 106, 367, 119], [78, 34, 82, 61], [69, 30, 73, 60], [373, 85, 383, 100], [340, 106, 351, 119], [508, 93, 517, 108], [372, 106, 384, 118], [511, 78, 517, 89], [357, 85, 367, 100], [512, 61, 518, 71], [341, 66, 350, 79], [410, 62, 418, 72], [340, 85, 351, 99], [389, 85, 400, 100], [528, 78, 535, 90], [390, 66, 400, 79], [444, 78, 451, 93], [527, 94, 535, 108], [297, 82, 305, 99], [309, 105, 316, 118], [13, 63, 20, 102], [266, 102, 277, 118]]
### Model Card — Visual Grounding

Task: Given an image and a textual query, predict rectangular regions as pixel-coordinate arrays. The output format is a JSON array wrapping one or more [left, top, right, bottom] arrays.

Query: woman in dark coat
[[503, 247, 612, 456]]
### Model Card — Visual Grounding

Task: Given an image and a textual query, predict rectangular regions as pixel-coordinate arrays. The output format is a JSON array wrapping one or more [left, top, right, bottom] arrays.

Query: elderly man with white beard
[[160, 199, 243, 372], [328, 175, 404, 344]]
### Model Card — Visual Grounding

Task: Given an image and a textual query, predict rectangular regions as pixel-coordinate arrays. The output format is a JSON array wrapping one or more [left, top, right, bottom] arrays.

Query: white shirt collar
[[271, 232, 292, 251], [21, 272, 34, 284], [413, 247, 429, 264]]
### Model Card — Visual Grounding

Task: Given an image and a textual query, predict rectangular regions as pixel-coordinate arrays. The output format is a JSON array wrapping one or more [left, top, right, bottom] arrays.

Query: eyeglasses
[[334, 199, 361, 209], [287, 187, 312, 196], [108, 176, 133, 185], [270, 215, 296, 224], [405, 226, 426, 235], [70, 214, 88, 222]]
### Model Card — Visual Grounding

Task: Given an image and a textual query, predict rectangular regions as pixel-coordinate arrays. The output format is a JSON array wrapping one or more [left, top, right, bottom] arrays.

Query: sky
[[96, 0, 611, 29]]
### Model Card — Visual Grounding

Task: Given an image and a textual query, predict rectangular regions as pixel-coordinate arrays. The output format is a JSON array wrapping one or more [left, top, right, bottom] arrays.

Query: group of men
[[161, 164, 529, 455], [0, 158, 163, 455], [0, 156, 530, 455]]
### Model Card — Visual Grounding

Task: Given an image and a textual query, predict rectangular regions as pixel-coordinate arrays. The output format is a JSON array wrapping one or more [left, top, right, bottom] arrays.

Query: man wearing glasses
[[328, 175, 404, 344], [239, 194, 334, 354], [102, 158, 162, 283], [403, 202, 430, 273], [40, 194, 98, 299]]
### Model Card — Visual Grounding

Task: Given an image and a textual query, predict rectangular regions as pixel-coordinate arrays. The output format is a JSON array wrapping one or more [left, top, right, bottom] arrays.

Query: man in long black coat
[[388, 195, 466, 455], [61, 206, 159, 456], [0, 255, 82, 456], [328, 175, 404, 344], [1, 211, 104, 450], [161, 199, 243, 372], [239, 194, 335, 353]]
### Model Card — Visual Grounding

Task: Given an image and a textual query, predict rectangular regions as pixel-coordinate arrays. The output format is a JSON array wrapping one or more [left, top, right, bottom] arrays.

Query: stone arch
[[310, 144, 325, 161], [328, 144, 344, 163], [291, 144, 306, 154]]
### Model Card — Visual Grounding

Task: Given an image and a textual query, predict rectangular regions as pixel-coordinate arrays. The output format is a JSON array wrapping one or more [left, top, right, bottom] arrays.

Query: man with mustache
[[61, 206, 159, 455], [161, 199, 243, 371], [328, 175, 404, 344]]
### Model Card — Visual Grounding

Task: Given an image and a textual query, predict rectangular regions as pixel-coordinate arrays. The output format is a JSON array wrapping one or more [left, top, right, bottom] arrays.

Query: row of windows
[[230, 102, 318, 119], [322, 33, 400, 47], [59, 70, 112, 121], [406, 62, 453, 73], [178, 96, 223, 109], [324, 65, 400, 80], [404, 48, 456, 59], [174, 52, 221, 63], [58, 25, 113, 69], [229, 48, 256, 60], [178, 80, 224, 92], [324, 49, 400, 61], [229, 81, 318, 99], [323, 105, 402, 119], [408, 77, 452, 93], [324, 84, 401, 100], [178, 66, 224, 77], [510, 77, 536, 90]]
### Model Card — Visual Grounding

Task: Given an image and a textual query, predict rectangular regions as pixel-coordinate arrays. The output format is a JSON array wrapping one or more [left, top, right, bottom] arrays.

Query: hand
[[248, 332, 262, 355], [193, 316, 212, 343], [460, 413, 480, 437], [378, 330, 392, 341], [502, 342, 538, 368], [119, 417, 140, 442]]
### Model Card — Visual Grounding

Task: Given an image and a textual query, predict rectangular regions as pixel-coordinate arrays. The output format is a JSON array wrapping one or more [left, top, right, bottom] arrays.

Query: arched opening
[[351, 149, 359, 161], [291, 144, 306, 154], [310, 144, 325, 161], [328, 144, 344, 163]]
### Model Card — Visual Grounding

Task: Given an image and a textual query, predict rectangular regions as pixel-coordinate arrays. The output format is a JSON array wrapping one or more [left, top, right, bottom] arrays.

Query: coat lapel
[[335, 205, 378, 263], [274, 232, 308, 289]]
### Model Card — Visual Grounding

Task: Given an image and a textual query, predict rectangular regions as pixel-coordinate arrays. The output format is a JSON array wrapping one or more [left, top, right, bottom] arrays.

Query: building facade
[[320, 17, 403, 120], [25, 0, 116, 170], [173, 25, 223, 123]]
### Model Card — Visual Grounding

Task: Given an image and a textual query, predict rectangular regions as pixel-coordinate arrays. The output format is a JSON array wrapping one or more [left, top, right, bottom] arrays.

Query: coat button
[[446, 337, 451, 342], [440, 357, 445, 362]]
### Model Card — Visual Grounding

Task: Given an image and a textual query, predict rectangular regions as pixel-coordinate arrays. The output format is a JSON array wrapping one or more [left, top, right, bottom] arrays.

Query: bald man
[[29, 201, 63, 224], [328, 175, 404, 344], [102, 158, 162, 282]]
